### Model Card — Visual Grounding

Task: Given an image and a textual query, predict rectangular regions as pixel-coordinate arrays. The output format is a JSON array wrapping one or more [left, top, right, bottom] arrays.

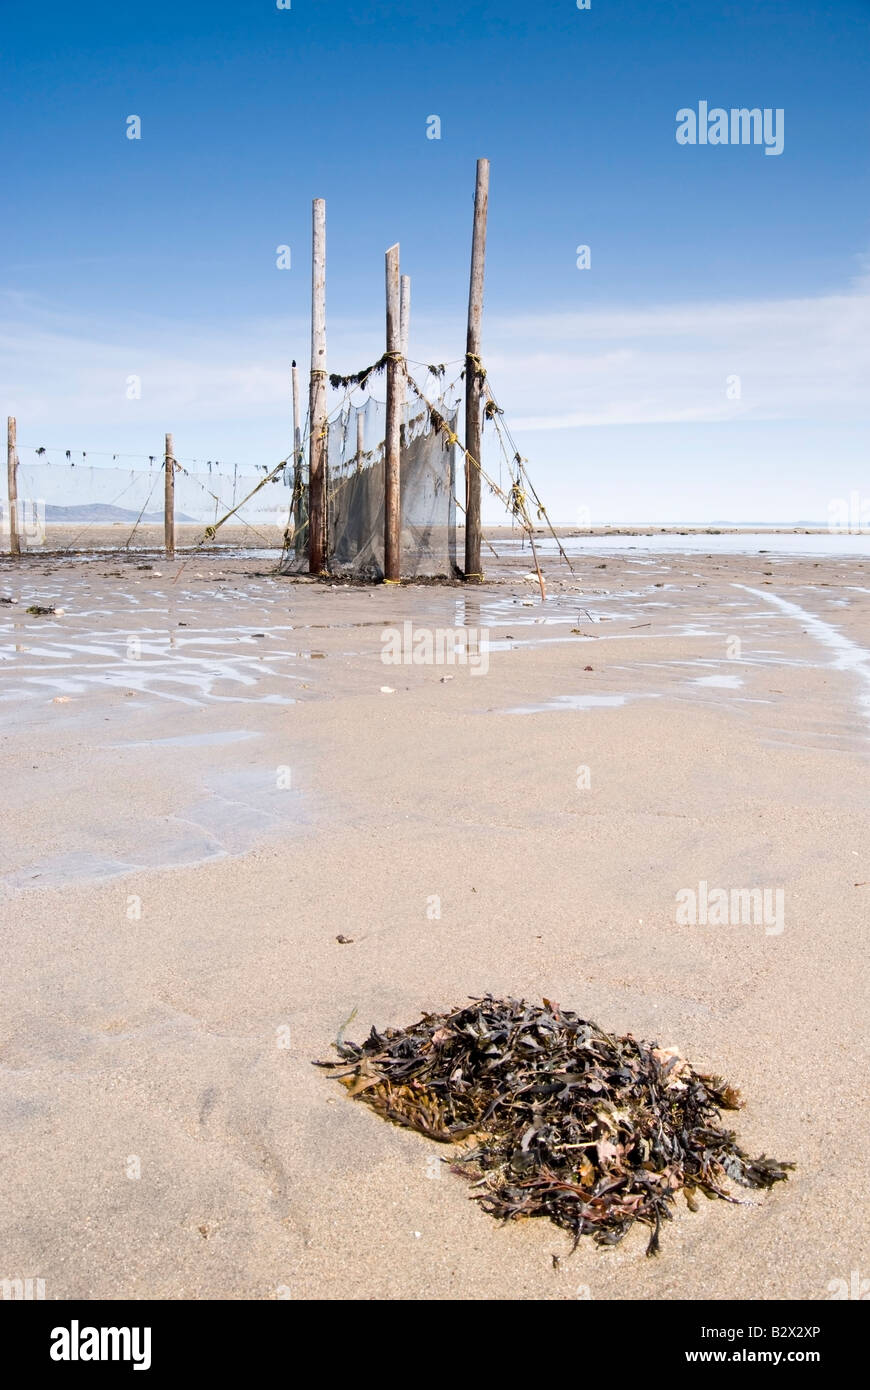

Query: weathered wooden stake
[[308, 198, 327, 573], [384, 243, 402, 582], [164, 432, 175, 558], [356, 410, 365, 468], [464, 157, 489, 579], [400, 274, 411, 361], [291, 359, 302, 544], [6, 416, 20, 557], [399, 273, 411, 424]]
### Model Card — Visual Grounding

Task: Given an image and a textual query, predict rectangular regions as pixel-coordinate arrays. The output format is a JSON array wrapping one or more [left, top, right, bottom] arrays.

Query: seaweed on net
[[328, 355, 390, 391], [315, 995, 793, 1256]]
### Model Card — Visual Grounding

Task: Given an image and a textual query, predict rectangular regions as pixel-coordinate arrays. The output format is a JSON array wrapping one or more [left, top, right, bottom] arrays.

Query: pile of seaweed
[[316, 996, 792, 1255]]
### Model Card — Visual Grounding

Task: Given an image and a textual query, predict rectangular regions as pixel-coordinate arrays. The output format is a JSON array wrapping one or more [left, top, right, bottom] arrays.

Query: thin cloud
[[485, 284, 870, 431], [1, 276, 867, 459]]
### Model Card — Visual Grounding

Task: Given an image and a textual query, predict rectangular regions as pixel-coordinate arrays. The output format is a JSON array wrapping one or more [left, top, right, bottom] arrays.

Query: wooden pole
[[464, 157, 489, 580], [399, 273, 410, 429], [291, 359, 302, 544], [400, 274, 411, 361], [308, 198, 327, 573], [164, 432, 175, 558], [384, 243, 402, 582], [6, 416, 20, 557], [356, 410, 365, 468]]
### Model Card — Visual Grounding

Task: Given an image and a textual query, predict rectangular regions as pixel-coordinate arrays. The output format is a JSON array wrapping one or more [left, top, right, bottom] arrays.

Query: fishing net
[[7, 451, 291, 548], [281, 386, 459, 580]]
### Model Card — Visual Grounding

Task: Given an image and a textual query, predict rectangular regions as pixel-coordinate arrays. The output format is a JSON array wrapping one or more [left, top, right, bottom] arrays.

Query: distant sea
[[501, 530, 870, 558]]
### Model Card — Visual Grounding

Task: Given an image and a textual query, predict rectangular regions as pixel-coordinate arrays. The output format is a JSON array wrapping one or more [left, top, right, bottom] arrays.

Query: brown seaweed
[[316, 995, 793, 1255]]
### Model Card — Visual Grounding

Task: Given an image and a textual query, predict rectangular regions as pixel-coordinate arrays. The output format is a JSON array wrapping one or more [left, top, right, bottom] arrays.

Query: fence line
[[2, 435, 298, 554]]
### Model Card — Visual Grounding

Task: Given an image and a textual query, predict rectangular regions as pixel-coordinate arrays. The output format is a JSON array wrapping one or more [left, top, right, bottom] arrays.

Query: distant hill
[[44, 503, 197, 523]]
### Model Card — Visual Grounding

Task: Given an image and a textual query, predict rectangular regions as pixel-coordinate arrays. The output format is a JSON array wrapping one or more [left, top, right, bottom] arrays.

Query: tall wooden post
[[356, 411, 365, 468], [384, 243, 402, 582], [399, 273, 411, 425], [464, 157, 489, 580], [6, 416, 20, 557], [400, 274, 411, 362], [291, 359, 302, 544], [164, 433, 175, 558], [308, 198, 327, 573]]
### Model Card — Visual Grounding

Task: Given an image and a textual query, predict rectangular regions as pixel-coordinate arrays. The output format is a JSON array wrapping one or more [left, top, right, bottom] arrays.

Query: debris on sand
[[317, 995, 792, 1255], [26, 604, 56, 616]]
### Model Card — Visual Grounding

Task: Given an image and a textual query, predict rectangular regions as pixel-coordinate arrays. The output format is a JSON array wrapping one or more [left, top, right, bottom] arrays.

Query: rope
[[175, 373, 367, 555], [404, 365, 570, 593], [54, 470, 159, 554], [404, 371, 530, 530], [481, 375, 577, 577], [177, 465, 279, 550], [122, 465, 163, 550], [19, 444, 264, 470], [450, 486, 501, 563]]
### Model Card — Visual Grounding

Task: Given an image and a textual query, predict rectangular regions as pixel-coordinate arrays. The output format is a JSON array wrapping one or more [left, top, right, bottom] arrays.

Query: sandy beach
[[1, 536, 868, 1300]]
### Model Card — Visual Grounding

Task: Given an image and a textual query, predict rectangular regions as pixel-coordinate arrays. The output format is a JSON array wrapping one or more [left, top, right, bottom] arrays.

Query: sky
[[1, 0, 869, 524]]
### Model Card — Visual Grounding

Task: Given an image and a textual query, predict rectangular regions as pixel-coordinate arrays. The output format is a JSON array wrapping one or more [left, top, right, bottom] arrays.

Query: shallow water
[[737, 583, 870, 722], [117, 729, 261, 749], [504, 692, 660, 714], [3, 767, 308, 890], [692, 673, 744, 689], [4, 558, 870, 893]]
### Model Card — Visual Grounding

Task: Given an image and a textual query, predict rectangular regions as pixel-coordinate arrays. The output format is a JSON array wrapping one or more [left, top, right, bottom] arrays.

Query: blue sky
[[2, 0, 869, 523]]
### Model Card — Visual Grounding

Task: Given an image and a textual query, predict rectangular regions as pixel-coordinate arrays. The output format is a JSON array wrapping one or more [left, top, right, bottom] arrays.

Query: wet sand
[[1, 539, 868, 1300]]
